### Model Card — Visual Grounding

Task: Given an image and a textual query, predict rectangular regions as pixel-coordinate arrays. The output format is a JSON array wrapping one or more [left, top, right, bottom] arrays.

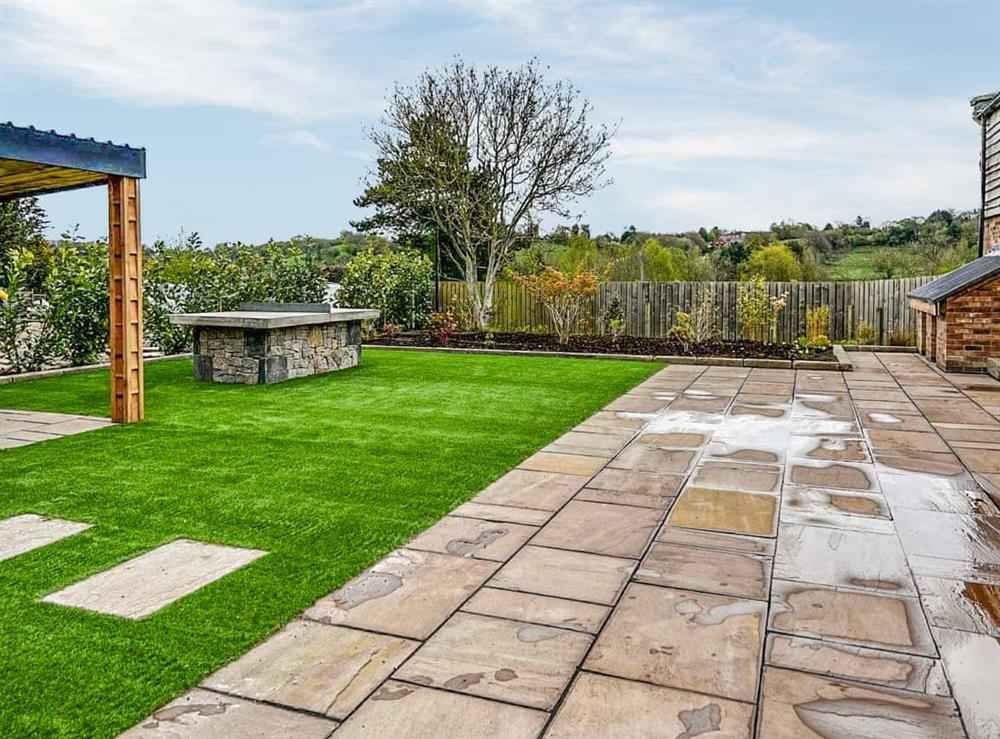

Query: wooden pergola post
[[108, 176, 144, 422]]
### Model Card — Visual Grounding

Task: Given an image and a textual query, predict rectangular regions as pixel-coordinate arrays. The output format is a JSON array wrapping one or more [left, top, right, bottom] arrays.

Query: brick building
[[909, 256, 1000, 372], [973, 91, 1000, 256]]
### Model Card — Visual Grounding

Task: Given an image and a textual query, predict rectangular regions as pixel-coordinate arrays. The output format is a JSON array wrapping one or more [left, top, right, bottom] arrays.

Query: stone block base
[[193, 321, 362, 384]]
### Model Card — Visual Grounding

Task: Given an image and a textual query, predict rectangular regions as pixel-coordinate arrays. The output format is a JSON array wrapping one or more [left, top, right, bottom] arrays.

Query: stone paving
[[125, 352, 1000, 738], [0, 408, 111, 449]]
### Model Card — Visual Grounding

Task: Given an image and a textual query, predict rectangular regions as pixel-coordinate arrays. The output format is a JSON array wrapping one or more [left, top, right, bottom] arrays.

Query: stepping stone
[[669, 487, 778, 537], [490, 545, 634, 605], [406, 515, 537, 562], [769, 580, 937, 656], [756, 667, 963, 739], [531, 500, 661, 558], [545, 672, 754, 739], [934, 628, 1000, 739], [774, 524, 915, 596], [120, 688, 335, 738], [305, 548, 497, 639], [461, 587, 609, 634], [394, 612, 591, 710], [42, 539, 264, 619], [765, 634, 949, 695], [608, 445, 697, 474], [690, 461, 781, 493], [474, 469, 584, 510], [519, 451, 605, 477], [332, 681, 546, 739], [202, 621, 416, 719], [636, 542, 771, 600], [915, 577, 1000, 636], [0, 514, 91, 563], [586, 583, 766, 702]]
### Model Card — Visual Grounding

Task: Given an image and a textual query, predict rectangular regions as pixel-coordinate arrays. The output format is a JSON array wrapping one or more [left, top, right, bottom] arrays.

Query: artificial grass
[[0, 349, 658, 737]]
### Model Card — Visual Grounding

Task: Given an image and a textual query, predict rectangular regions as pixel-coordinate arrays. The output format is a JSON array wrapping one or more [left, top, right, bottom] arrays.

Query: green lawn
[[823, 245, 884, 280], [0, 350, 658, 737]]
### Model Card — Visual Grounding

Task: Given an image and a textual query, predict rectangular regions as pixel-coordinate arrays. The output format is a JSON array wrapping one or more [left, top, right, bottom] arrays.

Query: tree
[[0, 197, 50, 290], [869, 248, 910, 279], [741, 243, 803, 281], [356, 59, 614, 329]]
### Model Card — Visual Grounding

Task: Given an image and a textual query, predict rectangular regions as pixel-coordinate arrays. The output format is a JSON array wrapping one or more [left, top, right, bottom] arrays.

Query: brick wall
[[986, 215, 1000, 256], [936, 271, 1000, 371]]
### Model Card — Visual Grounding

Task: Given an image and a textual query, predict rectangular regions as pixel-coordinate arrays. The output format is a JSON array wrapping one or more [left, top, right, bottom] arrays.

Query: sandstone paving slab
[[893, 509, 1000, 566], [765, 634, 950, 695], [0, 437, 34, 449], [785, 436, 870, 463], [636, 542, 771, 600], [490, 545, 635, 605], [782, 485, 890, 520], [935, 423, 1000, 443], [934, 627, 1000, 739], [740, 381, 793, 398], [406, 515, 537, 562], [866, 429, 952, 454], [669, 487, 778, 537], [585, 467, 683, 503], [656, 525, 776, 556], [462, 587, 609, 634], [908, 555, 1000, 586], [873, 451, 967, 478], [849, 388, 912, 403], [636, 430, 708, 448], [755, 667, 964, 739], [575, 410, 648, 431], [604, 395, 670, 414], [768, 580, 937, 657], [544, 671, 754, 739], [0, 513, 91, 563], [915, 577, 1000, 636], [450, 501, 553, 527], [574, 485, 674, 510], [119, 687, 336, 738], [606, 444, 697, 474], [393, 612, 592, 710], [518, 451, 606, 477], [852, 399, 922, 414], [859, 410, 935, 433], [585, 583, 766, 702], [668, 395, 731, 413], [704, 439, 783, 465], [3, 429, 63, 443], [775, 523, 915, 596], [913, 399, 997, 426], [787, 417, 861, 437], [202, 620, 416, 719], [730, 402, 788, 419], [778, 507, 897, 535], [879, 473, 997, 516], [331, 680, 546, 739], [42, 539, 265, 620], [792, 394, 857, 420], [787, 458, 878, 492], [41, 417, 113, 436], [689, 460, 781, 493], [305, 548, 497, 639], [530, 500, 661, 558], [473, 468, 584, 511], [954, 447, 1000, 474]]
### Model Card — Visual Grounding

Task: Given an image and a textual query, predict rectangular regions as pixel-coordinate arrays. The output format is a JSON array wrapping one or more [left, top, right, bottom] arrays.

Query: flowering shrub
[[512, 260, 601, 344], [429, 310, 459, 346], [338, 247, 433, 329], [737, 276, 787, 342]]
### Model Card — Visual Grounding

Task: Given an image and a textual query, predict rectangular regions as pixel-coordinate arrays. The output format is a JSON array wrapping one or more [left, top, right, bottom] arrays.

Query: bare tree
[[358, 59, 614, 329]]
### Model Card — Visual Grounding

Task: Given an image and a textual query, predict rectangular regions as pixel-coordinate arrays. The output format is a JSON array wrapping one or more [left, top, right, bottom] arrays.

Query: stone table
[[170, 303, 379, 384]]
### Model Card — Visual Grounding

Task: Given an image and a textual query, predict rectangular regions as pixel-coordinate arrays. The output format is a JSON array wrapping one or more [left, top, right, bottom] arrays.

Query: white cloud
[[262, 130, 331, 152], [3, 0, 379, 120]]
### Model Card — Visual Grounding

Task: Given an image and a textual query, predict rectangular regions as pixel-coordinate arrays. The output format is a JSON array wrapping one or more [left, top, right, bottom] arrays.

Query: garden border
[[363, 344, 852, 371], [0, 353, 192, 385]]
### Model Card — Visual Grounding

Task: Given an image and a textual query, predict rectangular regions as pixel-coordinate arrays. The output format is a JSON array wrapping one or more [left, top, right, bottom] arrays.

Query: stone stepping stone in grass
[[0, 514, 92, 563], [41, 539, 265, 620]]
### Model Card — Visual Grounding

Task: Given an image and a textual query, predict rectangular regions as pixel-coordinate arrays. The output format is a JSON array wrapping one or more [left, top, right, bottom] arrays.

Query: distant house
[[709, 232, 747, 249], [972, 90, 1000, 256]]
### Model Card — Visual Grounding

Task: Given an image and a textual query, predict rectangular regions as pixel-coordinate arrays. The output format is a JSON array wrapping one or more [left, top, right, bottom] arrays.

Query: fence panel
[[436, 275, 936, 344]]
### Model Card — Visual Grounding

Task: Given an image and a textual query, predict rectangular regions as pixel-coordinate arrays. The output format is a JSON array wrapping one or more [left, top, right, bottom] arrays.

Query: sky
[[1, 0, 997, 246]]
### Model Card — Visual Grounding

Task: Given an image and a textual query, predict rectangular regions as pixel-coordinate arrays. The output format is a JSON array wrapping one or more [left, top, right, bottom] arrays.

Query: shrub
[[512, 259, 601, 344], [737, 276, 787, 342], [44, 240, 110, 366], [856, 321, 876, 345], [429, 310, 459, 346], [805, 305, 830, 341], [741, 244, 802, 282], [338, 247, 432, 329], [602, 296, 625, 339], [0, 250, 58, 372]]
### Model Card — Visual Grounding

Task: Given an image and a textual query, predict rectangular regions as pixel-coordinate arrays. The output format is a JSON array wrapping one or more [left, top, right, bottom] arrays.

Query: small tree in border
[[512, 260, 601, 344], [737, 276, 788, 342]]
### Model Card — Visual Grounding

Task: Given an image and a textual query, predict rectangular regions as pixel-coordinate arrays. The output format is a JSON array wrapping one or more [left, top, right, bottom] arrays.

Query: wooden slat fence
[[437, 276, 935, 344]]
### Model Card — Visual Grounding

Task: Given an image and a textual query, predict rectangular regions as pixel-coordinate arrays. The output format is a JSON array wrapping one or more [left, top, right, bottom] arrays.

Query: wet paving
[[125, 352, 1000, 738]]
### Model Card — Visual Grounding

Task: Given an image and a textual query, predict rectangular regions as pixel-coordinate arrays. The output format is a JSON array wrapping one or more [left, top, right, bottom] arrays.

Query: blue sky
[[1, 1, 997, 246]]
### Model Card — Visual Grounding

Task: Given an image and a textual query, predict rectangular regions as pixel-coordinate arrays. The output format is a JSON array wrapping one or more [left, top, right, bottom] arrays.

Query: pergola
[[0, 123, 146, 422]]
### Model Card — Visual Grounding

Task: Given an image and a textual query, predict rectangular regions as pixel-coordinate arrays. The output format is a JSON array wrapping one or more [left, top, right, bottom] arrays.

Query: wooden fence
[[437, 276, 935, 344]]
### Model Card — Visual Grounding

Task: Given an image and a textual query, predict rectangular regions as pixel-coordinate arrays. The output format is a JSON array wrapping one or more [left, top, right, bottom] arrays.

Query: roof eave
[[971, 91, 1000, 121], [0, 124, 146, 179]]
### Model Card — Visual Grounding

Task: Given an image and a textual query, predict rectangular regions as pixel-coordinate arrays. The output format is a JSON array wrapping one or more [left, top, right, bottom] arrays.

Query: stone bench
[[170, 303, 379, 384]]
